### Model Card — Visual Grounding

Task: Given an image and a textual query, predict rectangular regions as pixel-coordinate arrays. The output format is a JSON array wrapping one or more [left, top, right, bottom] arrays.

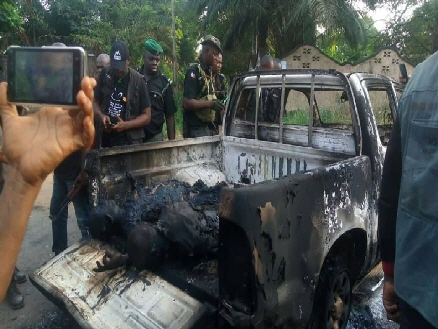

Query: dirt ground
[[0, 174, 399, 329]]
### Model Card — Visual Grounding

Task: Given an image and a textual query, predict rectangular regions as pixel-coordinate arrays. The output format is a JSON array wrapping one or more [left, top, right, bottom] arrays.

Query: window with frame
[[366, 87, 395, 146], [229, 75, 357, 155]]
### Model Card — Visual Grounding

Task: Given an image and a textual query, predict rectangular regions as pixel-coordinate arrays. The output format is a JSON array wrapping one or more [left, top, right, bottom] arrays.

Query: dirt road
[[0, 174, 81, 329], [0, 175, 399, 329]]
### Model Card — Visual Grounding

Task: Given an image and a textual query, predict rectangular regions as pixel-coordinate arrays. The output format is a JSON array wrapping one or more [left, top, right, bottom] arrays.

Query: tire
[[307, 256, 352, 329]]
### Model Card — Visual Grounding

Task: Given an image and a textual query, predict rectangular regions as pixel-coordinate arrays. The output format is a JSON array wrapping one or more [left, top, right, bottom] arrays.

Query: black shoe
[[14, 267, 27, 284], [6, 279, 24, 310]]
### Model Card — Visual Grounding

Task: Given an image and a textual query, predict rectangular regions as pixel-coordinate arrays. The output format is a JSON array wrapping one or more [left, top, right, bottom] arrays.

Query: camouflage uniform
[[183, 61, 218, 138]]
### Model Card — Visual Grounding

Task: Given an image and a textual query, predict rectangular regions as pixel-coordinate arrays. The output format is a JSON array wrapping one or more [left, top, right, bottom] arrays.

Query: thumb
[[117, 116, 123, 122], [0, 82, 19, 120], [0, 149, 8, 164]]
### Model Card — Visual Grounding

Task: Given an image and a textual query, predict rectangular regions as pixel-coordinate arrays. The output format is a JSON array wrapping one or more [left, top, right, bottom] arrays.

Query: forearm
[[93, 101, 105, 120], [123, 112, 150, 130], [166, 115, 175, 140], [0, 167, 42, 301], [183, 97, 212, 111]]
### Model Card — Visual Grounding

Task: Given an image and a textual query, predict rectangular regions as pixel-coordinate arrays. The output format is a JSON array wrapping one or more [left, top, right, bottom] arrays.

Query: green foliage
[[0, 0, 23, 49], [283, 107, 351, 126], [188, 0, 376, 70], [317, 16, 384, 63], [0, 1, 22, 33], [382, 0, 437, 65]]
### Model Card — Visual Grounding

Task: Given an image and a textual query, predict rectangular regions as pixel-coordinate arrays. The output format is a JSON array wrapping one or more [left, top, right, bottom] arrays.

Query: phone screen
[[7, 47, 85, 107]]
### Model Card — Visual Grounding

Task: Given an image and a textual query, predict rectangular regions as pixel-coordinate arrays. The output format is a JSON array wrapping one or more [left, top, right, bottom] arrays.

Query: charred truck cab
[[31, 70, 400, 329]]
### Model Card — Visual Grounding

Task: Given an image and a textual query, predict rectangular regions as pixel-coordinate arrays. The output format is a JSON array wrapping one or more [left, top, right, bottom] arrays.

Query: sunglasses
[[96, 65, 105, 69]]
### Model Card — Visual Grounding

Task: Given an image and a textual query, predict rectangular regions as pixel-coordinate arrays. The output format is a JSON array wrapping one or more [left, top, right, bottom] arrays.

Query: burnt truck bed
[[31, 70, 401, 329]]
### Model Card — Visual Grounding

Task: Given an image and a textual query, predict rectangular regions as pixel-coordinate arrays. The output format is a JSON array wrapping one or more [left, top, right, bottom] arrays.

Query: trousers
[[399, 298, 437, 329], [50, 174, 90, 255]]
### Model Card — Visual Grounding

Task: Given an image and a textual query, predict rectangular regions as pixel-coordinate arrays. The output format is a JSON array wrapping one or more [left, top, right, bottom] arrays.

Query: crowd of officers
[[93, 35, 227, 146]]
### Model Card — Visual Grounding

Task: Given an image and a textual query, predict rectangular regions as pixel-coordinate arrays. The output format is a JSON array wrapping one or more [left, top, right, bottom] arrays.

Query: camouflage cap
[[144, 39, 163, 55], [201, 35, 222, 54]]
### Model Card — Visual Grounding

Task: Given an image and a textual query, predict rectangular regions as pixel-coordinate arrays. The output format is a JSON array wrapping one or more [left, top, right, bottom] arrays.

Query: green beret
[[144, 39, 163, 55]]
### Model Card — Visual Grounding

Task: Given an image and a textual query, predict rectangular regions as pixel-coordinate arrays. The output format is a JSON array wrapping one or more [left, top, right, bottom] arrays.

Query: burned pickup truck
[[31, 70, 401, 329]]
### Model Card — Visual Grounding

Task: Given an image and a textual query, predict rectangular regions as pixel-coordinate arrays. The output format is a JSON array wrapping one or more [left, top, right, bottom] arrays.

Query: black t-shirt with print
[[96, 68, 150, 147], [106, 72, 130, 121], [101, 72, 130, 147]]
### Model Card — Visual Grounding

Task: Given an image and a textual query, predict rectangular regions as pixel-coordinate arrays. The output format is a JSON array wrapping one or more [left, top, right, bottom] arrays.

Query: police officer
[[139, 39, 176, 141], [182, 35, 225, 138], [212, 52, 227, 128]]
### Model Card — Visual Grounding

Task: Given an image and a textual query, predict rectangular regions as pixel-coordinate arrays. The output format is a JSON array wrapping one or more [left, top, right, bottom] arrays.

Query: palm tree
[[189, 0, 380, 67]]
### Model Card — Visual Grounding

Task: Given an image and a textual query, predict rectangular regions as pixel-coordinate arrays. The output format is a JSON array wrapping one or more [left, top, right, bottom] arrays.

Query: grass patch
[[283, 107, 352, 126]]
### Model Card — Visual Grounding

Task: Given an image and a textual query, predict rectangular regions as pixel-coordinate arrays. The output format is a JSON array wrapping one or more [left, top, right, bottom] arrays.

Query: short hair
[[51, 42, 66, 47], [96, 53, 110, 63], [259, 55, 274, 69]]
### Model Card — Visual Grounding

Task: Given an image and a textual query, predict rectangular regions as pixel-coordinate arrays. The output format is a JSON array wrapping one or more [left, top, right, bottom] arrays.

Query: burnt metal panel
[[85, 137, 221, 208], [31, 241, 209, 329], [348, 73, 401, 269], [222, 136, 349, 184], [218, 155, 372, 328]]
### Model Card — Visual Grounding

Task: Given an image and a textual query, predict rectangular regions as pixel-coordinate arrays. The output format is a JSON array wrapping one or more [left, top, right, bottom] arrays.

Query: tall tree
[[0, 0, 23, 49], [317, 16, 384, 63], [382, 0, 436, 65], [189, 0, 381, 68]]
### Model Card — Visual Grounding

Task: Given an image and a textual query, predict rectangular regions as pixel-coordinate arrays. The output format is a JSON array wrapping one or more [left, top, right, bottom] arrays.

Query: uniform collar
[[198, 58, 212, 74]]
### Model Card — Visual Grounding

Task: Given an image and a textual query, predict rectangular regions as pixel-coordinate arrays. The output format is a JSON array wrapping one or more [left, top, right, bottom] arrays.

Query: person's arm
[[112, 78, 151, 132], [164, 82, 176, 140], [0, 77, 96, 302], [183, 97, 216, 111], [182, 68, 216, 112], [93, 70, 111, 128], [378, 116, 402, 323], [166, 114, 176, 140]]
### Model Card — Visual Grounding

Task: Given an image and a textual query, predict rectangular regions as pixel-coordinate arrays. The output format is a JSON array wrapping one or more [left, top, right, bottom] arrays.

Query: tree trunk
[[257, 17, 269, 59], [249, 18, 259, 70]]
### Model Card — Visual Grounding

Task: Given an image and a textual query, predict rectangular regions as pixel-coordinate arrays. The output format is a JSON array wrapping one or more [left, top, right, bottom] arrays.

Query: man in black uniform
[[94, 40, 151, 147], [212, 52, 227, 128], [183, 35, 225, 138], [139, 39, 176, 141]]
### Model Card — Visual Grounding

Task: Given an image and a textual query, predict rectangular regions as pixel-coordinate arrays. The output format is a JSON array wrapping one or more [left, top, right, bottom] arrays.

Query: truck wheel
[[308, 256, 351, 329]]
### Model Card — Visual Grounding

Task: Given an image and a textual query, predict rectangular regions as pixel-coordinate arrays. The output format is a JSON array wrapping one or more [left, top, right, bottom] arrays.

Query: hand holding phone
[[7, 46, 86, 108]]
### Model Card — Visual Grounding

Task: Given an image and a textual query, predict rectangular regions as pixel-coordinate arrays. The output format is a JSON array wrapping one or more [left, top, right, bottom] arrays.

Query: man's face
[[204, 46, 220, 67], [213, 53, 222, 75], [113, 59, 130, 78], [96, 58, 110, 74], [144, 51, 160, 74]]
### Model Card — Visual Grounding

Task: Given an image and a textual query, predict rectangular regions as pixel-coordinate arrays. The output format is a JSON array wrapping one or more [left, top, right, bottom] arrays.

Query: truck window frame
[[225, 71, 362, 156]]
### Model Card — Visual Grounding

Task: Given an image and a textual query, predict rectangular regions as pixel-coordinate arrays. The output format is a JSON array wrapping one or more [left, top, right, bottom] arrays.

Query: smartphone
[[7, 46, 86, 107]]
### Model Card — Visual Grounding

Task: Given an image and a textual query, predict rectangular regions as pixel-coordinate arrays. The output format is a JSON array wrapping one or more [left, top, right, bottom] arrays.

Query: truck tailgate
[[30, 240, 209, 329]]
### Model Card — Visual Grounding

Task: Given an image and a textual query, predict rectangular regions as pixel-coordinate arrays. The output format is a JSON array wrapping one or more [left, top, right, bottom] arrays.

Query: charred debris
[[89, 179, 230, 264]]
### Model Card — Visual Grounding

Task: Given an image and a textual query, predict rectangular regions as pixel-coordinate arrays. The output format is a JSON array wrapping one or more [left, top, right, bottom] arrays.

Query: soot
[[90, 179, 225, 260]]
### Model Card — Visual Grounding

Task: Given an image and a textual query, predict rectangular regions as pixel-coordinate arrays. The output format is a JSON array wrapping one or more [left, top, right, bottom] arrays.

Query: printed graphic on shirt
[[107, 88, 126, 118]]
